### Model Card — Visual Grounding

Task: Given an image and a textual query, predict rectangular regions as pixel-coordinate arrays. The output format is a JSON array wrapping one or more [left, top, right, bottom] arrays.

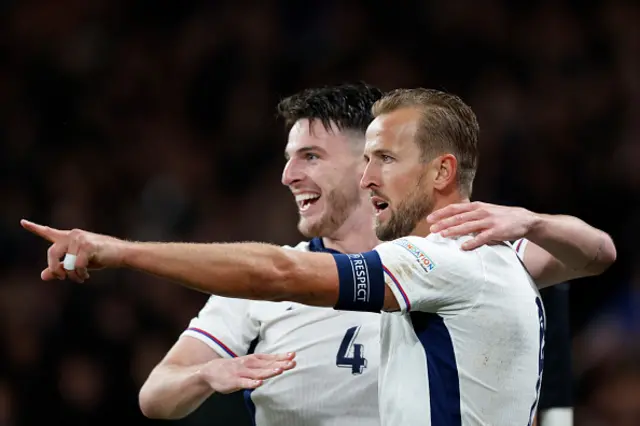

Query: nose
[[282, 159, 303, 186], [360, 160, 379, 190]]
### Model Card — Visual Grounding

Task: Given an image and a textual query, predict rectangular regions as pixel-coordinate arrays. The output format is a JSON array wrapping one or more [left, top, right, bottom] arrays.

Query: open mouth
[[371, 196, 389, 214], [295, 193, 321, 212]]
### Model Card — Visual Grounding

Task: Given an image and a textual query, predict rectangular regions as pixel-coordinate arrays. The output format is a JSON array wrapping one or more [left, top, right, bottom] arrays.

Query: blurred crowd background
[[1, 0, 639, 425]]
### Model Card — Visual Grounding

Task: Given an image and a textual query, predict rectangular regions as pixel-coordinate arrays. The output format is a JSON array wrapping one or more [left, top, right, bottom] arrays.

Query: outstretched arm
[[428, 202, 616, 288], [126, 241, 398, 310], [124, 241, 341, 306], [20, 220, 398, 310]]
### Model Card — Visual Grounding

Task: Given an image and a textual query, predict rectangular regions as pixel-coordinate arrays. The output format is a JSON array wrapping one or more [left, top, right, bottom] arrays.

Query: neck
[[322, 201, 379, 254], [412, 192, 470, 238]]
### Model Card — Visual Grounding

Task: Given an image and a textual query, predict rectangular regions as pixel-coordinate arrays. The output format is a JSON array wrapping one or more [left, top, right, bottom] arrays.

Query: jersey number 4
[[336, 326, 367, 375]]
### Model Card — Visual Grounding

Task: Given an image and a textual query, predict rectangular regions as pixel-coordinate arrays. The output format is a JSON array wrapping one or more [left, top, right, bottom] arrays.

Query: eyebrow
[[284, 146, 324, 160], [366, 148, 395, 158]]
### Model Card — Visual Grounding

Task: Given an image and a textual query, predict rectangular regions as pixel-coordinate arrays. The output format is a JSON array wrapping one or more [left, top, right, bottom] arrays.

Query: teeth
[[295, 194, 320, 202], [295, 193, 320, 212]]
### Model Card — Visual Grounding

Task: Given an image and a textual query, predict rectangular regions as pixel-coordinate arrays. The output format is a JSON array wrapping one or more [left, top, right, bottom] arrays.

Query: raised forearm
[[527, 214, 616, 275], [139, 363, 213, 419], [121, 241, 338, 306]]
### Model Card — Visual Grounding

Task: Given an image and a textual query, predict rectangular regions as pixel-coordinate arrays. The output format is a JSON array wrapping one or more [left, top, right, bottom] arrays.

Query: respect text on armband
[[347, 253, 370, 303]]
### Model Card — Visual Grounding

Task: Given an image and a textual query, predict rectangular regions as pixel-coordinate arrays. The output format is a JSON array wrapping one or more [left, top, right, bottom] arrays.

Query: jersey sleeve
[[374, 236, 484, 314], [180, 295, 259, 358], [511, 238, 529, 261]]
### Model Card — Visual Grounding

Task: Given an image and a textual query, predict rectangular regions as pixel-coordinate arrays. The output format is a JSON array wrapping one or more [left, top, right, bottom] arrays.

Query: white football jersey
[[182, 238, 381, 426], [373, 234, 544, 426]]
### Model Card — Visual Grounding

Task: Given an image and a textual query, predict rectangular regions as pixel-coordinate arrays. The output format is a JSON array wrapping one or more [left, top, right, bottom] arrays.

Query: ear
[[432, 154, 458, 191]]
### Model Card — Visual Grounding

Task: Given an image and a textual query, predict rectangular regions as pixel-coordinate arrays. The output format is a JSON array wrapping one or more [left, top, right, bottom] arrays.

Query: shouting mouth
[[295, 193, 321, 212], [371, 196, 389, 215]]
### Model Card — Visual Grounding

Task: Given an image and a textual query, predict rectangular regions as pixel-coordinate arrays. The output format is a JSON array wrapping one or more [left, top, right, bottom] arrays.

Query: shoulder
[[200, 293, 254, 311], [377, 234, 475, 260], [283, 240, 311, 252], [375, 234, 484, 276]]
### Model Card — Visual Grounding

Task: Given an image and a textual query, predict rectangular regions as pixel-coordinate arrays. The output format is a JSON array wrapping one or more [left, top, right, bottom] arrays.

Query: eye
[[304, 152, 319, 161], [381, 154, 393, 163]]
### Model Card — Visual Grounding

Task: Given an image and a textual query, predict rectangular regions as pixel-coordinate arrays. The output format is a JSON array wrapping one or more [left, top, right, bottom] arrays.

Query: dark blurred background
[[1, 0, 638, 425]]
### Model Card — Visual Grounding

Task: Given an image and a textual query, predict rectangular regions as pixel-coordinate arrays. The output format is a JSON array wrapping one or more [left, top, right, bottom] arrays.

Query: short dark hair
[[373, 88, 479, 196], [276, 82, 383, 135]]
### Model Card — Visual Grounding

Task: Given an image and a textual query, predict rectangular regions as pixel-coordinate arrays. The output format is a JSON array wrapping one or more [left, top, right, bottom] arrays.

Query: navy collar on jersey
[[308, 237, 343, 254]]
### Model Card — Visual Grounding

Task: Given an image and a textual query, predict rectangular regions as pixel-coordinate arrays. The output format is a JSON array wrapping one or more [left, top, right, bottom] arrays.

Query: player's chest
[[251, 302, 382, 375], [251, 302, 380, 336]]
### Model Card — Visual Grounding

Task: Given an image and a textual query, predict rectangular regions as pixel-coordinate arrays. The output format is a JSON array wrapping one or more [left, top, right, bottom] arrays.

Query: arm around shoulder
[[522, 214, 616, 287]]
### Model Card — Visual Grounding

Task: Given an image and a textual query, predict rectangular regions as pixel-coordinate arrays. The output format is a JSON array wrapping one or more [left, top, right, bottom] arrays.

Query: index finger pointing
[[20, 219, 67, 243]]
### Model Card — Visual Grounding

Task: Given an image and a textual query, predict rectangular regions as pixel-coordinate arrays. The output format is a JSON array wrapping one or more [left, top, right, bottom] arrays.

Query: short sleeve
[[374, 236, 483, 314], [511, 238, 529, 261], [181, 295, 259, 358]]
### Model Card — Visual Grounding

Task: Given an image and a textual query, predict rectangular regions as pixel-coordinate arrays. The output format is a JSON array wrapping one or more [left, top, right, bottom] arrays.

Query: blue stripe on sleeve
[[332, 251, 385, 313]]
